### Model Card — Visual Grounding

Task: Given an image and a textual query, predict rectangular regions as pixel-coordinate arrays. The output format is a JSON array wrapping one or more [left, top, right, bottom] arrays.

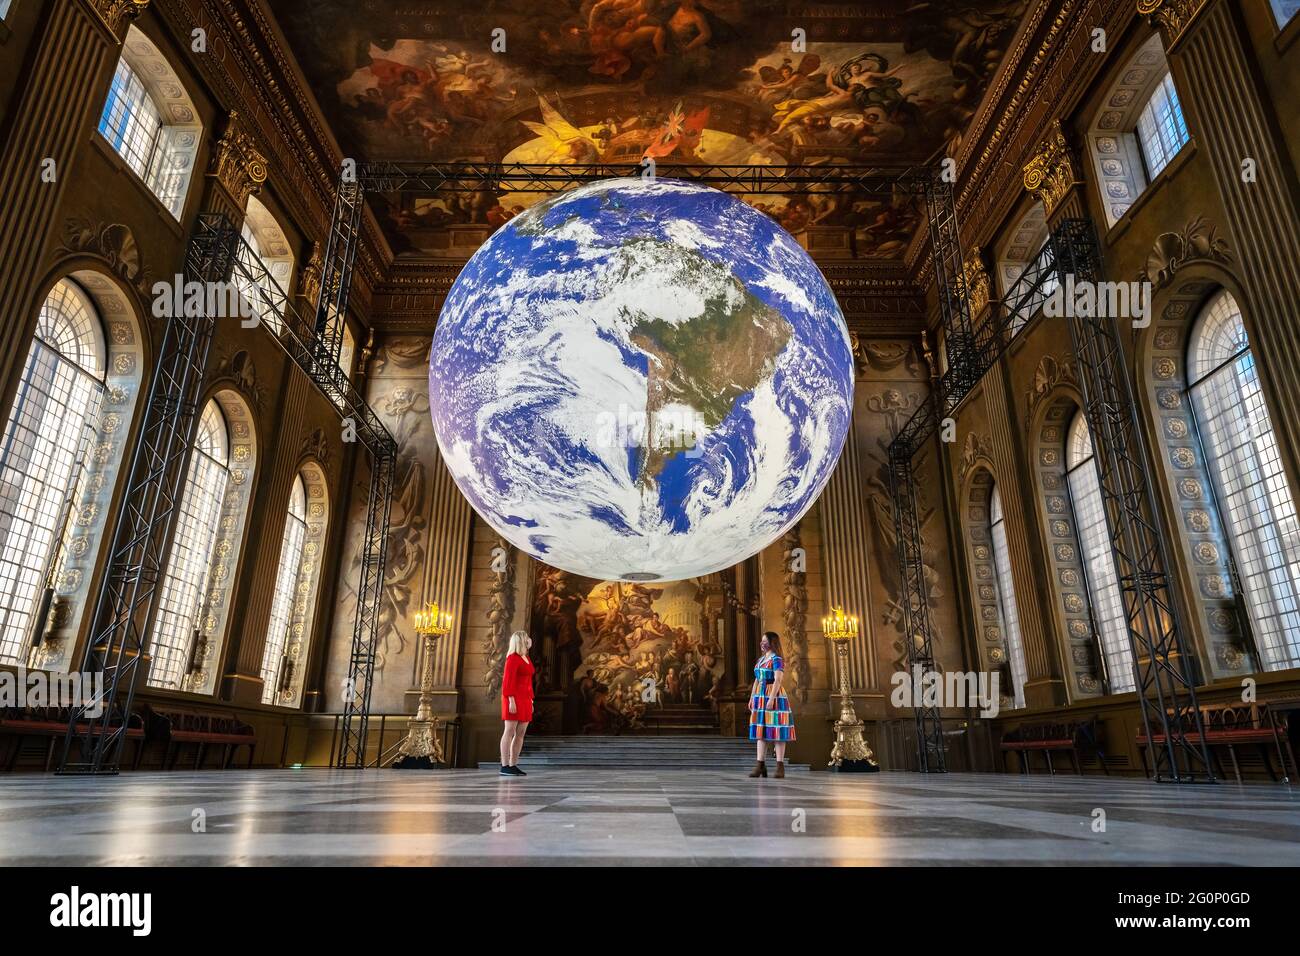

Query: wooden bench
[[0, 704, 145, 771], [1000, 718, 1107, 775], [1136, 703, 1295, 783], [145, 705, 256, 770]]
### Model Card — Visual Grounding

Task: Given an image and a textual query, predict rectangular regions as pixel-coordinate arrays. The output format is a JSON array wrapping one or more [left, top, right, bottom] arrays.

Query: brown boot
[[748, 761, 767, 778], [774, 761, 785, 779]]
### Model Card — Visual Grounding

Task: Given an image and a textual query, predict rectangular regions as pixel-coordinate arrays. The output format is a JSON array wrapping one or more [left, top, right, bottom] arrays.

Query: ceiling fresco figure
[[272, 0, 1029, 258]]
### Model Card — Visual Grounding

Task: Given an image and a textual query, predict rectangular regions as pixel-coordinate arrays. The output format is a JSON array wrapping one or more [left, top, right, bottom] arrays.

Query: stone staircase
[[478, 735, 811, 771]]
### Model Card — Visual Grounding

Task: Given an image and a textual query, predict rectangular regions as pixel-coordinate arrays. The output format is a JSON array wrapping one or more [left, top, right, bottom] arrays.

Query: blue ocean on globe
[[429, 177, 853, 582]]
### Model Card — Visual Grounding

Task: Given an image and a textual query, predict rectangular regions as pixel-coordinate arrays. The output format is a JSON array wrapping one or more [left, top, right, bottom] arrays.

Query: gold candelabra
[[393, 601, 453, 769], [822, 606, 879, 772]]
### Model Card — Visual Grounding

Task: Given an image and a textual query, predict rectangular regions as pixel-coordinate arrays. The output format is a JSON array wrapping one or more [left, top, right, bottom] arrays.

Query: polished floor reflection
[[2, 768, 1298, 865]]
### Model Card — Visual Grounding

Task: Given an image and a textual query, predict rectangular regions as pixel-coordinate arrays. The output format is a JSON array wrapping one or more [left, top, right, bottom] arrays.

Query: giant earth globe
[[428, 177, 853, 582]]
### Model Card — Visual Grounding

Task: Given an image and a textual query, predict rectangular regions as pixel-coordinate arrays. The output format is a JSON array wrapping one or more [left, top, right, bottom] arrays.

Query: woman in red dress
[[499, 630, 536, 776]]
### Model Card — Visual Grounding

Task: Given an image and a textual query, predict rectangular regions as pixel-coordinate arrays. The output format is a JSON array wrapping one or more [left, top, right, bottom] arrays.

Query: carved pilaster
[[298, 241, 324, 308], [960, 247, 992, 319], [483, 537, 515, 701], [780, 524, 809, 704], [1023, 120, 1083, 222], [206, 111, 269, 214], [1136, 0, 1211, 52]]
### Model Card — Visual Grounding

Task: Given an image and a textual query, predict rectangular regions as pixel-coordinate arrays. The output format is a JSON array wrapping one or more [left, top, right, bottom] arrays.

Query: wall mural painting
[[529, 563, 725, 734], [273, 1, 1030, 258]]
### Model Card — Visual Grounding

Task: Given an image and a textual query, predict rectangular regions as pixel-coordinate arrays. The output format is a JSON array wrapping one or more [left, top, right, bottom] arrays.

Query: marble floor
[[1, 768, 1298, 865]]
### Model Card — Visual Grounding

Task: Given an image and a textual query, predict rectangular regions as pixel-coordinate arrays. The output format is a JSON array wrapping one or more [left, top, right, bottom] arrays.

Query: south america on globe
[[428, 177, 854, 582]]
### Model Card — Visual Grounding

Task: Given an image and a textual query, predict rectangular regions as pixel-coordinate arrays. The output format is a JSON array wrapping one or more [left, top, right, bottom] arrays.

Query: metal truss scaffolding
[[58, 218, 233, 774], [59, 213, 396, 774], [887, 218, 1211, 781], [1050, 220, 1211, 782]]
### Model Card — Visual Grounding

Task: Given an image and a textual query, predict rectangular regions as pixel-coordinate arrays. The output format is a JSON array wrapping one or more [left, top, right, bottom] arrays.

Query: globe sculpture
[[428, 177, 854, 582]]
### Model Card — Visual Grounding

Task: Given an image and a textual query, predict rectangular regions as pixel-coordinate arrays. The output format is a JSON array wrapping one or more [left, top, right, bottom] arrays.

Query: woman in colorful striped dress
[[748, 631, 796, 778]]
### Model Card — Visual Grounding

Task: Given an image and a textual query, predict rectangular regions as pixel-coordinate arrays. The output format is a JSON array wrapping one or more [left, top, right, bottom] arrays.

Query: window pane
[[98, 59, 162, 185], [0, 284, 105, 665], [260, 478, 307, 704], [1272, 1, 1300, 27], [1136, 73, 1190, 179], [990, 484, 1028, 708], [1067, 411, 1136, 693], [1190, 291, 1300, 670], [148, 402, 230, 690]]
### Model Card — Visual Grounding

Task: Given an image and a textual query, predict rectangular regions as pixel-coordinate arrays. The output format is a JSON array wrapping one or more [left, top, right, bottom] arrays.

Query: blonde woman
[[499, 630, 536, 776]]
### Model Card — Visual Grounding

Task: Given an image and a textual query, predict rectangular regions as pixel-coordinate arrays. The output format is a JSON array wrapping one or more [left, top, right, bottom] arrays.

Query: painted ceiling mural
[[271, 0, 1030, 258]]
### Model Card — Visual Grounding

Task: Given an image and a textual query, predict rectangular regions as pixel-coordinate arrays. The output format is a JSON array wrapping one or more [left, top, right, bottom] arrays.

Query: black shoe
[[510, 766, 527, 776], [499, 764, 512, 775]]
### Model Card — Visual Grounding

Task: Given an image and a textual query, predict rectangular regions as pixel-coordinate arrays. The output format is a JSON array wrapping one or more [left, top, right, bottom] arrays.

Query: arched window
[[148, 401, 230, 690], [261, 477, 307, 704], [989, 484, 1028, 708], [97, 26, 201, 219], [259, 463, 328, 706], [996, 203, 1056, 336], [1188, 290, 1300, 670], [0, 1, 13, 20], [0, 281, 105, 665], [1272, 1, 1300, 28], [235, 195, 294, 336], [1066, 410, 1135, 693]]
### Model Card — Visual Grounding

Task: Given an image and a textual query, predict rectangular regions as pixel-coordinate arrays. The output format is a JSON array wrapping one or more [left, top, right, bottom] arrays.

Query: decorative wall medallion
[[1193, 541, 1219, 564]]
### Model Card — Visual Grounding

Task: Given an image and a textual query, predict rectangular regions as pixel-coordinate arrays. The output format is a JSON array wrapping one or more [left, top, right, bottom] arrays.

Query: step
[[476, 735, 810, 771]]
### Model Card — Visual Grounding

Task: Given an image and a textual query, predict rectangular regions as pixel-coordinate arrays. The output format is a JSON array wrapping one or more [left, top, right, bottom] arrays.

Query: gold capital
[[207, 111, 269, 212], [92, 0, 150, 34], [1022, 120, 1081, 219], [1136, 0, 1210, 48]]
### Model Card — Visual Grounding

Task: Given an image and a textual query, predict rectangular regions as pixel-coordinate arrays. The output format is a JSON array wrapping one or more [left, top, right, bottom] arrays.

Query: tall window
[[1136, 72, 1190, 180], [0, 1, 13, 20], [0, 281, 105, 664], [148, 401, 230, 690], [1189, 290, 1300, 670], [1066, 410, 1136, 693], [260, 477, 307, 704], [989, 484, 1028, 708], [97, 39, 197, 218]]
